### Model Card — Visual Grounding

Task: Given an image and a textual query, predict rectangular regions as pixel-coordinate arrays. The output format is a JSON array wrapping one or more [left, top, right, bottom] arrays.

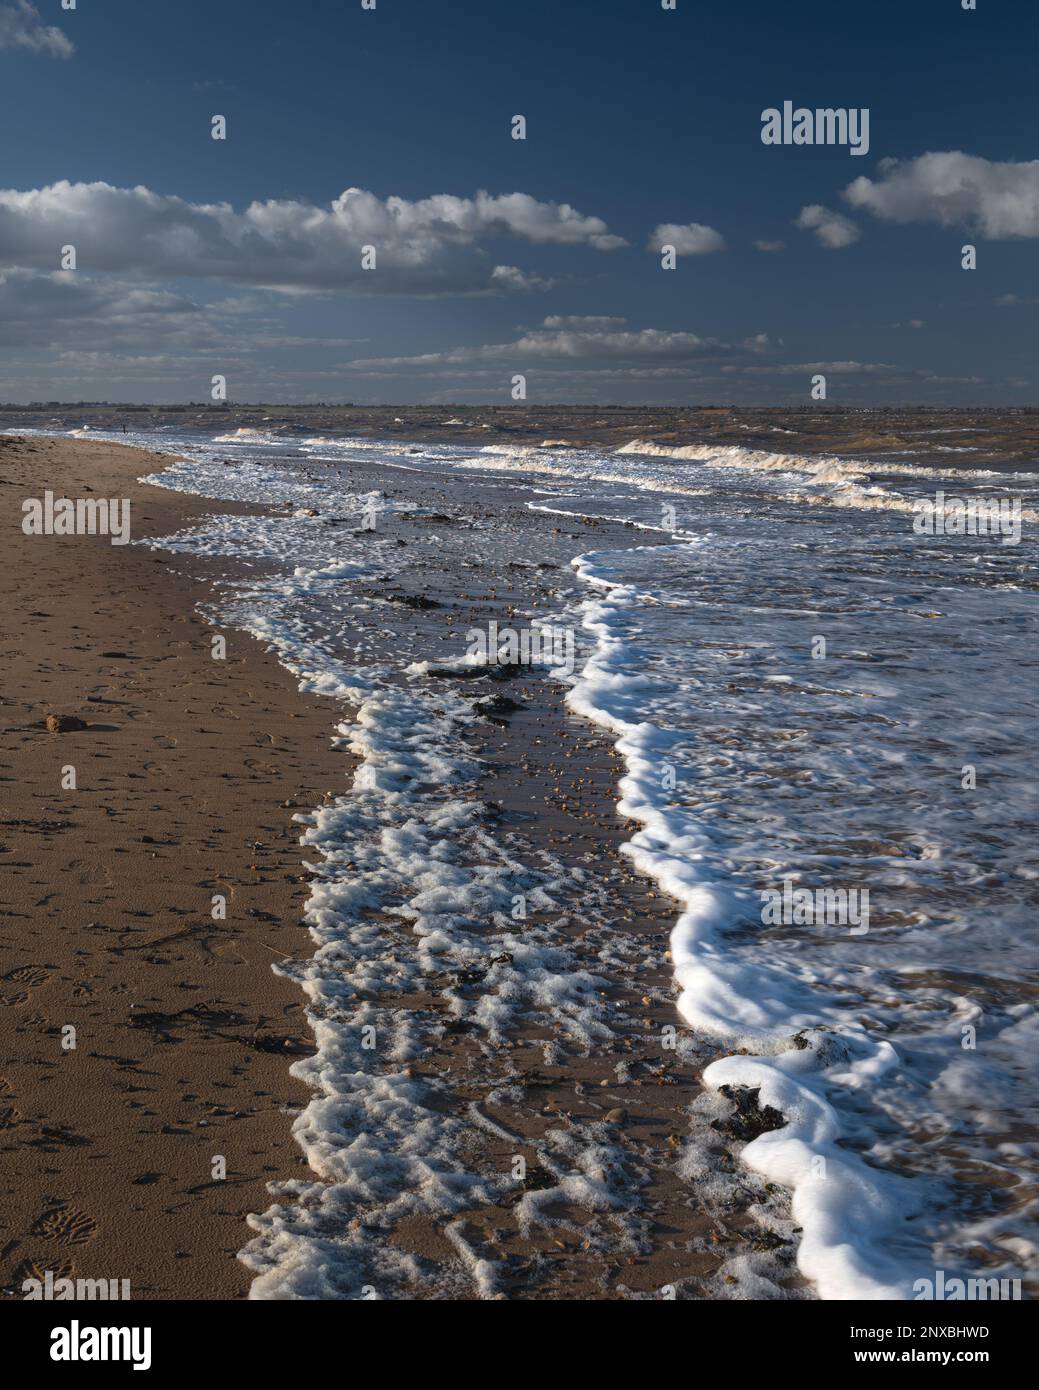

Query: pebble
[[46, 713, 86, 733]]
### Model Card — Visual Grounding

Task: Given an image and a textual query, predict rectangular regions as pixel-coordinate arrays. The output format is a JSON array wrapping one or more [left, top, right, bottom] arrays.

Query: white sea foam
[[212, 426, 287, 444], [615, 436, 1020, 484], [236, 670, 633, 1296]]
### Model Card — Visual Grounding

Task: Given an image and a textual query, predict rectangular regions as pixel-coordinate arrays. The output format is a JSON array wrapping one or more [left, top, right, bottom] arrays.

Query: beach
[[1, 420, 1036, 1303], [0, 431, 772, 1301]]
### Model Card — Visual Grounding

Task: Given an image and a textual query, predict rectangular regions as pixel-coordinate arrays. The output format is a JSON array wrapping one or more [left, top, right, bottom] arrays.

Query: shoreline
[[2, 432, 803, 1301]]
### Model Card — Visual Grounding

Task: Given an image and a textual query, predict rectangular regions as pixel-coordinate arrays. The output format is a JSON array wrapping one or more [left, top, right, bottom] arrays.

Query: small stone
[[604, 1107, 627, 1125], [46, 714, 86, 733]]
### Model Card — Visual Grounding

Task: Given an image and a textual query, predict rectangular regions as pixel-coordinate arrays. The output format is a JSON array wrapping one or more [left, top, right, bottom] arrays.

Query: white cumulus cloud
[[0, 1, 73, 58], [795, 204, 861, 248], [648, 222, 726, 255], [843, 151, 1039, 239]]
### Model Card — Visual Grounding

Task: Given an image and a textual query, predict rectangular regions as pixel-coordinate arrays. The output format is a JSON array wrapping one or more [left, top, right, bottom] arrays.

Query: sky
[[0, 0, 1037, 406]]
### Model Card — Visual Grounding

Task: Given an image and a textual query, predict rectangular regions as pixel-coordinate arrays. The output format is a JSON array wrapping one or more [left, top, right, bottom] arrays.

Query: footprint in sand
[[0, 1105, 23, 1130], [32, 1202, 99, 1248], [67, 860, 112, 888], [15, 1256, 76, 1285], [1, 965, 53, 1007], [6, 965, 53, 988]]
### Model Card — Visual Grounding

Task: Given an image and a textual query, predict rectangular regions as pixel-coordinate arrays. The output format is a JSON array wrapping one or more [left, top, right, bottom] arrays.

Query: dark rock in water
[[387, 592, 439, 610], [712, 1085, 786, 1142], [427, 661, 521, 681], [746, 1230, 790, 1252], [46, 714, 86, 733], [472, 694, 522, 720], [443, 1019, 475, 1035], [422, 664, 480, 679], [520, 1164, 556, 1193], [788, 1029, 852, 1068]]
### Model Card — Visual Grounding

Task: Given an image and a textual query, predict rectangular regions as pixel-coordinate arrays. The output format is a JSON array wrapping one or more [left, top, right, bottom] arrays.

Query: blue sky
[[0, 0, 1036, 405]]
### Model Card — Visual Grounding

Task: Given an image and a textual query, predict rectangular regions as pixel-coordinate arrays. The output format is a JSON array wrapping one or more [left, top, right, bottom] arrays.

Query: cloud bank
[[0, 181, 625, 294], [347, 316, 771, 370]]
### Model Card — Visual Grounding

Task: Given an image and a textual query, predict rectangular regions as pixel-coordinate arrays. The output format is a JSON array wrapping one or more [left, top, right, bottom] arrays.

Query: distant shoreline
[[3, 404, 1037, 472]]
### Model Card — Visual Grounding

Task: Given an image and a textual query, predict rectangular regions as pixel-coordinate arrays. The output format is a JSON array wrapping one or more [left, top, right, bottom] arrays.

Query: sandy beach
[[0, 434, 345, 1299]]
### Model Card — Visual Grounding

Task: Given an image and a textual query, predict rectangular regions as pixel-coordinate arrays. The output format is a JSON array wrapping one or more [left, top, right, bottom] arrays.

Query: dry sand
[[0, 434, 344, 1299]]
